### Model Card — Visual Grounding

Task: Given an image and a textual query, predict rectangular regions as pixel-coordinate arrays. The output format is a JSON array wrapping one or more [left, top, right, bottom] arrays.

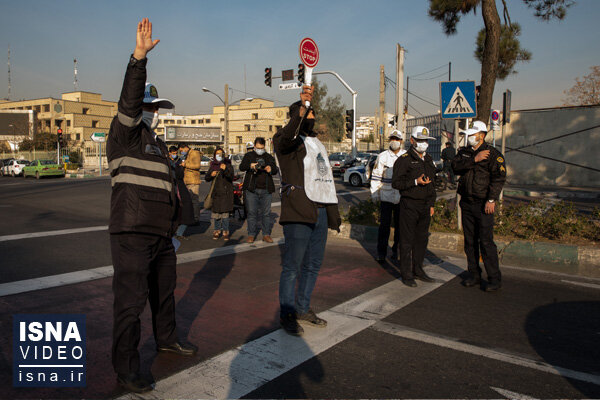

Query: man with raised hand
[[108, 18, 197, 394]]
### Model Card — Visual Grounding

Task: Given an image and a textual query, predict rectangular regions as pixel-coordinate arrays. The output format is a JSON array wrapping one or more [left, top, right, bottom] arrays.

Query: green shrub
[[344, 198, 380, 226]]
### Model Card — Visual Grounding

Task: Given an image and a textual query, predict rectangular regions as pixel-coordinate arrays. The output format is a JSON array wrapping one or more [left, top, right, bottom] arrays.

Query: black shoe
[[157, 341, 198, 356], [402, 278, 417, 287], [117, 372, 154, 393], [296, 309, 327, 328], [461, 277, 481, 287], [485, 281, 502, 292], [376, 255, 386, 263], [415, 273, 434, 283], [175, 235, 189, 241], [280, 313, 304, 336]]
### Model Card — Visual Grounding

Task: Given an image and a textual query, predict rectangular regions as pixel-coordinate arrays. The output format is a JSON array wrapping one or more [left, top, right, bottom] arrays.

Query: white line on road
[[0, 238, 284, 297], [560, 280, 600, 290], [0, 226, 108, 242], [371, 321, 600, 387], [121, 262, 462, 399], [490, 386, 539, 399]]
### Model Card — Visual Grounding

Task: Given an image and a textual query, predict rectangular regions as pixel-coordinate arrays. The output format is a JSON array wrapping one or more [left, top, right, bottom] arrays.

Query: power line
[[409, 71, 448, 81], [407, 90, 439, 107], [409, 63, 448, 78], [408, 103, 424, 117]]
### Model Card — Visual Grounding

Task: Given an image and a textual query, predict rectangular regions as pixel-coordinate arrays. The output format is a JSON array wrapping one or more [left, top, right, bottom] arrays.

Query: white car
[[1, 159, 29, 177], [344, 164, 370, 187]]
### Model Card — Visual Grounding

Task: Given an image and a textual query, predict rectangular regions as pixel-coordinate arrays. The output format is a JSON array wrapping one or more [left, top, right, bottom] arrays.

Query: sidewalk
[[0, 238, 396, 399]]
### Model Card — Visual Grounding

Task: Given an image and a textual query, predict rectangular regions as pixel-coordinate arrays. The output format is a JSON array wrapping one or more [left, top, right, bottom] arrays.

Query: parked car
[[344, 154, 378, 187], [22, 160, 65, 179], [200, 155, 211, 174], [329, 153, 352, 175], [1, 159, 29, 177], [0, 158, 14, 175]]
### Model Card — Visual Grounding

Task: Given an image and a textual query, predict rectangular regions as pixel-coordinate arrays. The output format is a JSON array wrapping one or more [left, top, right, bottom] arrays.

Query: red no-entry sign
[[299, 38, 319, 68]]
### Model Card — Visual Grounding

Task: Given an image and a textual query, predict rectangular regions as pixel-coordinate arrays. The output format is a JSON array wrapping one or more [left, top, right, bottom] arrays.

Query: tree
[[428, 0, 573, 122], [563, 66, 600, 106], [19, 132, 58, 151], [309, 79, 347, 142], [475, 23, 531, 80]]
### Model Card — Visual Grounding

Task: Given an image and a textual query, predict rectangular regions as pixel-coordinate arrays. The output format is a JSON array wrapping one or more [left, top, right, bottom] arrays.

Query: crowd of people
[[106, 18, 507, 394]]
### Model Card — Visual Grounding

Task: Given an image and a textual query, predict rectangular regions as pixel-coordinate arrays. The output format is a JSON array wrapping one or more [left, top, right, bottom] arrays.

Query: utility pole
[[395, 44, 405, 136], [73, 59, 79, 91], [7, 45, 11, 100], [448, 61, 452, 81], [224, 83, 229, 153], [379, 65, 385, 150]]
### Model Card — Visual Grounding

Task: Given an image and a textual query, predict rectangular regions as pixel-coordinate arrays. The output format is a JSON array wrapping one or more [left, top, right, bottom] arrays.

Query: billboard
[[165, 126, 221, 143]]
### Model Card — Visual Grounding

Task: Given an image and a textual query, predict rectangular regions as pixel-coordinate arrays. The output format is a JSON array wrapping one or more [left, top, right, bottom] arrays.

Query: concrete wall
[[502, 105, 600, 187]]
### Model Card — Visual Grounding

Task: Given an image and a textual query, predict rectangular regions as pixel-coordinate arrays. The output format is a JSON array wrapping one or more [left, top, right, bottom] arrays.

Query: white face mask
[[467, 135, 480, 147], [142, 110, 159, 130], [255, 148, 265, 155], [389, 141, 402, 151], [415, 141, 428, 153], [215, 155, 223, 162]]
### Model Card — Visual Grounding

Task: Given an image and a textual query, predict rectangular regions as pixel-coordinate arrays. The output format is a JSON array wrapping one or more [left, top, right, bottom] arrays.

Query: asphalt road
[[0, 174, 371, 283]]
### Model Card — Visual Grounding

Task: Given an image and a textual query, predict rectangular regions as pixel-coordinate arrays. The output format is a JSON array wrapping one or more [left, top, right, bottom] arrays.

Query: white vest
[[301, 136, 338, 204], [370, 149, 405, 204]]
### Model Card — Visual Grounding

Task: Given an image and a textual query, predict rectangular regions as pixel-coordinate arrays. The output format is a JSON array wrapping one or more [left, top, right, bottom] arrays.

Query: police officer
[[371, 130, 406, 262], [452, 120, 506, 292], [392, 126, 437, 287], [108, 18, 197, 393]]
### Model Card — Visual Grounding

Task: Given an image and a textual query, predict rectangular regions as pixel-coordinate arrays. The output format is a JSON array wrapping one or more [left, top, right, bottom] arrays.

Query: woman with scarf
[[205, 148, 234, 241]]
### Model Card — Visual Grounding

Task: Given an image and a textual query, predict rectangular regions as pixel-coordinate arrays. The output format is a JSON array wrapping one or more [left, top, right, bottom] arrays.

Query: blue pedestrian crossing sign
[[440, 81, 477, 119]]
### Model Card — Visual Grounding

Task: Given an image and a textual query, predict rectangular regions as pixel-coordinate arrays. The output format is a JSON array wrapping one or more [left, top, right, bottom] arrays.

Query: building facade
[[0, 91, 117, 147]]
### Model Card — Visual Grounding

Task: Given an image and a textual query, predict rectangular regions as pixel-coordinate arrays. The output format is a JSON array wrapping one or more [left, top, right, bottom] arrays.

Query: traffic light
[[57, 128, 63, 142], [298, 63, 305, 84], [345, 109, 354, 134], [264, 67, 272, 87]]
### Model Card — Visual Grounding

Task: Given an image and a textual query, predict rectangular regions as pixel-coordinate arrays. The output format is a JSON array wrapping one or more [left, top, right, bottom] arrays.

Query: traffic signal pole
[[312, 70, 357, 158]]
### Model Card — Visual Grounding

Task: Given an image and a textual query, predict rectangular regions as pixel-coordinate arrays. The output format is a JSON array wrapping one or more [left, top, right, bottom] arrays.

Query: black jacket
[[239, 150, 279, 193], [273, 101, 341, 231], [441, 146, 456, 164], [107, 56, 179, 237], [392, 147, 437, 207], [205, 159, 235, 214], [171, 157, 195, 225], [452, 142, 506, 201]]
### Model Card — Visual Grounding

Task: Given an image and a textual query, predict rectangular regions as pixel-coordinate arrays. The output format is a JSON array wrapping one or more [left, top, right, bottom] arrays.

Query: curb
[[331, 223, 600, 278], [503, 189, 600, 200]]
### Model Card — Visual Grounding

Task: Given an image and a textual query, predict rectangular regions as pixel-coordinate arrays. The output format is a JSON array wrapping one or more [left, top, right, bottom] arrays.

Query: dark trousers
[[443, 161, 455, 184], [460, 199, 501, 283], [111, 232, 178, 375], [377, 201, 400, 257], [398, 198, 431, 280], [245, 189, 273, 236]]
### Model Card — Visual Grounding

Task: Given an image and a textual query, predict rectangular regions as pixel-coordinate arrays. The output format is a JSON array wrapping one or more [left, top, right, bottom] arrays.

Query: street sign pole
[[99, 142, 102, 177], [454, 118, 462, 231]]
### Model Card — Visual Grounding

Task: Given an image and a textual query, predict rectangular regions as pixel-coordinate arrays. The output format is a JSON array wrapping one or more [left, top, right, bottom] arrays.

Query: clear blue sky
[[1, 0, 599, 117]]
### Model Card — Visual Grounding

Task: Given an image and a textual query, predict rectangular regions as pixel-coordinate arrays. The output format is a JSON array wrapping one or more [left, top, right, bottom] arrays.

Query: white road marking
[[0, 226, 108, 242], [371, 321, 600, 387], [560, 280, 600, 290], [0, 238, 285, 297], [490, 386, 539, 399], [119, 262, 462, 399]]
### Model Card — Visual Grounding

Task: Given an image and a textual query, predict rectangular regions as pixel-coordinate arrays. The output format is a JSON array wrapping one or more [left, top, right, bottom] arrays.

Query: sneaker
[[117, 372, 154, 393], [280, 313, 304, 336], [247, 236, 255, 243], [262, 235, 274, 243], [296, 309, 327, 328], [485, 281, 502, 292]]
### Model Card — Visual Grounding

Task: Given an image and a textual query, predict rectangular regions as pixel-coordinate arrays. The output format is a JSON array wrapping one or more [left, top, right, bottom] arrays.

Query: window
[[92, 120, 99, 128], [245, 124, 251, 132], [82, 108, 89, 115], [76, 134, 81, 140], [66, 120, 71, 127], [236, 136, 242, 144], [34, 105, 41, 112], [252, 113, 258, 120], [220, 118, 224, 122], [191, 120, 196, 124], [269, 125, 273, 132], [198, 119, 204, 124], [205, 119, 211, 123]]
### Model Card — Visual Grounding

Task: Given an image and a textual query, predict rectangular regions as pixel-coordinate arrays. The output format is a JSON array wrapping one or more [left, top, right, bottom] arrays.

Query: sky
[[0, 0, 599, 118]]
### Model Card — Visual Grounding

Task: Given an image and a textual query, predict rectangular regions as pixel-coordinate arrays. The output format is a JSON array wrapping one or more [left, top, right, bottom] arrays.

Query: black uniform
[[441, 145, 456, 184], [392, 147, 437, 280], [107, 55, 180, 375], [452, 142, 506, 284]]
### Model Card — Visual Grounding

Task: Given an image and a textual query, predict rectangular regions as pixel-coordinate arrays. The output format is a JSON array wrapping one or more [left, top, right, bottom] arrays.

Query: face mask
[[180, 150, 188, 156], [415, 141, 429, 153], [215, 155, 223, 162], [170, 154, 177, 159], [142, 110, 159, 130], [255, 148, 265, 155], [389, 141, 402, 151], [467, 135, 480, 147]]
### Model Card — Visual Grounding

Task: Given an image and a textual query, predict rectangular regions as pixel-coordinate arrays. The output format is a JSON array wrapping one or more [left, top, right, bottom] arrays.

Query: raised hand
[[133, 18, 160, 60]]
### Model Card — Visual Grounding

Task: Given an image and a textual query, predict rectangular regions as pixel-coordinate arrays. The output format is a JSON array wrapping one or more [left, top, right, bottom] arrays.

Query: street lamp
[[202, 84, 229, 153]]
